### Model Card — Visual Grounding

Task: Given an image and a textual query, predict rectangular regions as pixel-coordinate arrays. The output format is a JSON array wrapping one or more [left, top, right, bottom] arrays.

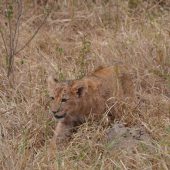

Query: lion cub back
[[91, 65, 134, 98]]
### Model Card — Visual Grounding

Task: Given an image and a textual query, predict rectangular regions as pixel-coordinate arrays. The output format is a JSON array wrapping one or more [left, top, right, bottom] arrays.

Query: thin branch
[[0, 29, 9, 56], [8, 11, 14, 77], [14, 13, 49, 55], [13, 0, 22, 51]]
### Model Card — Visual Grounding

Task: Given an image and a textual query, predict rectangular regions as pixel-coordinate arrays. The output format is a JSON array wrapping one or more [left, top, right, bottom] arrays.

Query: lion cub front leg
[[53, 120, 73, 142]]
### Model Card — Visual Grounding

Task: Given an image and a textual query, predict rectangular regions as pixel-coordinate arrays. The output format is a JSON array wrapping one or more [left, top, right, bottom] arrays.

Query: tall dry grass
[[0, 1, 170, 169]]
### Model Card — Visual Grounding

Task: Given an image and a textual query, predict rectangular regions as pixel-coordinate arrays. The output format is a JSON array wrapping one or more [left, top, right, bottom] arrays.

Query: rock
[[106, 122, 152, 150]]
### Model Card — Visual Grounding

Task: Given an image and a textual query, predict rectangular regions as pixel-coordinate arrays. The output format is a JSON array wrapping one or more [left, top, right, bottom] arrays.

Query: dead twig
[[15, 13, 49, 55], [0, 0, 50, 79]]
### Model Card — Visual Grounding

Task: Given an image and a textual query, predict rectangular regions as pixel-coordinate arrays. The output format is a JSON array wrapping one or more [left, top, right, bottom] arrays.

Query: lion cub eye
[[50, 97, 55, 100], [61, 98, 68, 103]]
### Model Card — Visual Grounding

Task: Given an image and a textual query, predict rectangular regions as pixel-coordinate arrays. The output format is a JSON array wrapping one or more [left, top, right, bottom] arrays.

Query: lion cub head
[[47, 76, 90, 121]]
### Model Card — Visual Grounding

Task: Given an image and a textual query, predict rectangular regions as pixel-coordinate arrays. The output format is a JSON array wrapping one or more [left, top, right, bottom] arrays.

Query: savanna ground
[[0, 0, 170, 169]]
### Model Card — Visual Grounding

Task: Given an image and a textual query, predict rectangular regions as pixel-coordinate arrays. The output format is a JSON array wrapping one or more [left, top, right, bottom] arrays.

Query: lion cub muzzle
[[52, 111, 67, 119]]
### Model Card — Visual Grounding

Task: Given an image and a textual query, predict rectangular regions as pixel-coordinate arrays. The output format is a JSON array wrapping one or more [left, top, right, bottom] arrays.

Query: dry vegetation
[[0, 0, 170, 169]]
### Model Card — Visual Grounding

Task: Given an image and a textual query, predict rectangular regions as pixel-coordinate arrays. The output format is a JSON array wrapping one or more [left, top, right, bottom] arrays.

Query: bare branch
[[8, 10, 14, 77], [1, 0, 51, 78], [15, 13, 49, 55], [0, 29, 9, 56], [13, 0, 23, 51]]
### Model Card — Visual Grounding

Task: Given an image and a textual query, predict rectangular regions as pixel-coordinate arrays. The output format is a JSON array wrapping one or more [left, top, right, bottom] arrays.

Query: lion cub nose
[[52, 111, 57, 115]]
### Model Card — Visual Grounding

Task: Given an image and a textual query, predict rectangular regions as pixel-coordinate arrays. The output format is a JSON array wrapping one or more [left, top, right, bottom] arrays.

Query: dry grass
[[0, 1, 170, 169]]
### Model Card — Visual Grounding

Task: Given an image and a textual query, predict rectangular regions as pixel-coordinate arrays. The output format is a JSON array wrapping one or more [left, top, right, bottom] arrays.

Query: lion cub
[[48, 66, 134, 141]]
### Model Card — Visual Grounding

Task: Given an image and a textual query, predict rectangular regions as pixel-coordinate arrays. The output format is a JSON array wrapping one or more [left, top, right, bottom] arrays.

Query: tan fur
[[48, 66, 134, 141]]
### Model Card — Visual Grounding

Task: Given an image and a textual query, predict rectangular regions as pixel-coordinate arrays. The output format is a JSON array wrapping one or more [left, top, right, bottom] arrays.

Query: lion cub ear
[[72, 81, 88, 98], [47, 75, 58, 87], [47, 75, 58, 95]]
